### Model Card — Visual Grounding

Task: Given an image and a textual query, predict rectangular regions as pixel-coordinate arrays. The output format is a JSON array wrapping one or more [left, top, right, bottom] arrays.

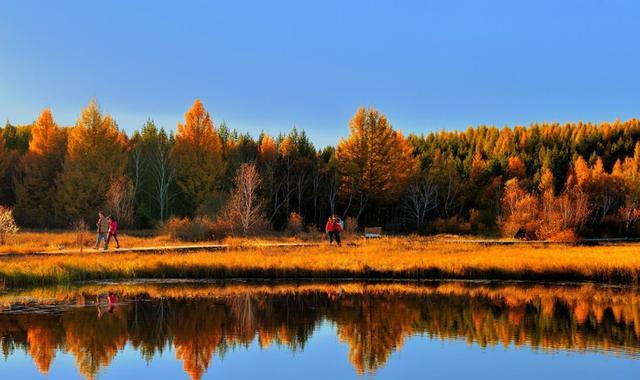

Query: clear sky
[[1, 0, 639, 147]]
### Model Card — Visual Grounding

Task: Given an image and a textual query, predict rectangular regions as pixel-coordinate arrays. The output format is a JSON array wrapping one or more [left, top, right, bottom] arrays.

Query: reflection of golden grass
[[2, 281, 640, 379], [3, 281, 639, 330], [1, 237, 640, 286]]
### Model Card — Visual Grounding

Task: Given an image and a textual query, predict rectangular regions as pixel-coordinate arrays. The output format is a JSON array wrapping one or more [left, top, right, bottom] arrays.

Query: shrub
[[209, 217, 234, 240], [548, 229, 578, 243], [162, 216, 227, 241], [286, 212, 304, 235], [222, 236, 244, 249], [344, 217, 358, 234], [428, 216, 472, 234], [0, 206, 19, 245]]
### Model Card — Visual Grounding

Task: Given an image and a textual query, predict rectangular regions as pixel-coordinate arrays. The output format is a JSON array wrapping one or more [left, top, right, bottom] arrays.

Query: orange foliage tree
[[336, 107, 416, 221], [614, 142, 640, 234], [14, 109, 67, 227], [501, 158, 593, 241], [500, 178, 540, 238], [507, 155, 526, 179], [55, 100, 128, 224], [171, 99, 224, 215]]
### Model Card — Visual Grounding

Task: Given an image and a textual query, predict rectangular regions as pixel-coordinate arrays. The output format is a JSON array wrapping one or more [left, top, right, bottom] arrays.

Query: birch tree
[[225, 162, 266, 235]]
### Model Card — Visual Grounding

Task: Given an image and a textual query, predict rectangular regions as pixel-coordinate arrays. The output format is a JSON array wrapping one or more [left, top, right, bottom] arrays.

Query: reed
[[1, 237, 640, 287]]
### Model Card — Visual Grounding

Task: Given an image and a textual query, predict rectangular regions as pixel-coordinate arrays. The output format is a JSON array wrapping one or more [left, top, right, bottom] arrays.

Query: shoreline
[[1, 239, 640, 287]]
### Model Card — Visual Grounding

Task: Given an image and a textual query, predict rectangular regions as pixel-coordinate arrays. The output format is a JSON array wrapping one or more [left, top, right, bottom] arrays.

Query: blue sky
[[1, 0, 639, 147]]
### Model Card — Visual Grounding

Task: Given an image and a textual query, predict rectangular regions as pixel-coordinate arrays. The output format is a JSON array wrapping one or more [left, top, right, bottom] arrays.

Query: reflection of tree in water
[[329, 293, 422, 375], [169, 299, 227, 380], [63, 305, 129, 379], [25, 314, 65, 374], [0, 283, 639, 379], [128, 297, 170, 362], [0, 313, 64, 374]]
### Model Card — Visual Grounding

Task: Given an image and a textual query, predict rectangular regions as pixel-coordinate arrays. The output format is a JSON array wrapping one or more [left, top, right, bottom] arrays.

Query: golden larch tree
[[171, 99, 224, 215], [336, 107, 416, 220], [615, 142, 640, 233], [507, 156, 526, 179], [258, 134, 278, 163], [55, 100, 128, 224], [14, 108, 67, 227]]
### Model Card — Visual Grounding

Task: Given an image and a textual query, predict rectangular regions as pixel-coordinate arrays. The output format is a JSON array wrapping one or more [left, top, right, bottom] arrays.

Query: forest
[[1, 99, 639, 239]]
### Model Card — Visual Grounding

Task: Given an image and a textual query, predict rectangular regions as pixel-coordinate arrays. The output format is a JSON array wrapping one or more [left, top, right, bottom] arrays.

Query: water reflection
[[1, 281, 639, 379]]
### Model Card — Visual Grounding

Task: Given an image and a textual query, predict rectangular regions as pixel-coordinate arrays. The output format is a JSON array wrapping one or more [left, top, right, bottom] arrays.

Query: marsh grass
[[0, 230, 323, 254], [0, 230, 176, 254], [1, 237, 640, 287]]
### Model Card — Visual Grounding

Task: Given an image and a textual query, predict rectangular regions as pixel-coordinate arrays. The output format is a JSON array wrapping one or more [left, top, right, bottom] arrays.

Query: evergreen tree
[[336, 107, 416, 221], [55, 100, 128, 224], [171, 99, 224, 216], [14, 109, 67, 227], [135, 120, 175, 224]]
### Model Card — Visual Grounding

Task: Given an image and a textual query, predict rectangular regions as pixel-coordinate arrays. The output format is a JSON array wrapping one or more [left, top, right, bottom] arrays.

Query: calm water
[[0, 280, 638, 379]]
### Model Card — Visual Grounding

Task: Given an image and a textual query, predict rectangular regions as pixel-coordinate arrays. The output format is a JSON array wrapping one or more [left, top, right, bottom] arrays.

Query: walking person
[[106, 215, 120, 250], [325, 215, 343, 245], [325, 216, 335, 244], [94, 211, 109, 250], [332, 215, 342, 245]]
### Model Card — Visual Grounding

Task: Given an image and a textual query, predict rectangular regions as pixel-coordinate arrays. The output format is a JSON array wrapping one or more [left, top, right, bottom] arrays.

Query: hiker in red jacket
[[325, 215, 342, 245], [106, 215, 120, 250]]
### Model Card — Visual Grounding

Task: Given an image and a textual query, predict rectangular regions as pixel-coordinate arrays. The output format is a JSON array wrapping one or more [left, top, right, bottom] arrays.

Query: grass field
[[0, 230, 321, 254], [0, 230, 175, 254], [1, 235, 640, 287]]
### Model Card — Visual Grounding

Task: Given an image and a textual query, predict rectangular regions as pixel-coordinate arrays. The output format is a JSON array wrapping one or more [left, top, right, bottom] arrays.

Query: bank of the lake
[[1, 238, 640, 287]]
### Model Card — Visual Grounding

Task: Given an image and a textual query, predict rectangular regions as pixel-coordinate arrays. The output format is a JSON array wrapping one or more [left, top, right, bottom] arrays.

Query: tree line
[[1, 99, 639, 238]]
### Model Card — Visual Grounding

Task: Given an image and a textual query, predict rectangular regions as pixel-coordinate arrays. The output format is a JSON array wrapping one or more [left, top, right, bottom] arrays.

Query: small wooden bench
[[364, 227, 383, 239]]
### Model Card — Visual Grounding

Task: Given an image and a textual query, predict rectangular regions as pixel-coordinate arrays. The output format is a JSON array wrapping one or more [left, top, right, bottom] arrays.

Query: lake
[[0, 280, 638, 379]]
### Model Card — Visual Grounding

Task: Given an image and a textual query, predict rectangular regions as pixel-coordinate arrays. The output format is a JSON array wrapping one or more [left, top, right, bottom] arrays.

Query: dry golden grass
[[0, 230, 176, 254], [0, 230, 323, 254], [1, 236, 640, 286]]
